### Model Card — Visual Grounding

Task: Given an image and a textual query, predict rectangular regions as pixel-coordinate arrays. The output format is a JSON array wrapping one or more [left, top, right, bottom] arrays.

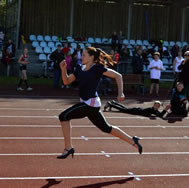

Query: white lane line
[[0, 152, 189, 156], [0, 137, 188, 140], [100, 151, 111, 158], [0, 115, 189, 120], [1, 125, 189, 128], [0, 173, 189, 180], [81, 136, 88, 141], [0, 108, 65, 111], [128, 172, 141, 181]]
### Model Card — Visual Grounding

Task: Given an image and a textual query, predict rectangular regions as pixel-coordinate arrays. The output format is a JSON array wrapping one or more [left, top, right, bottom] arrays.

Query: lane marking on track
[[81, 136, 88, 141], [0, 115, 189, 120], [1, 125, 189, 128], [0, 173, 189, 180], [100, 151, 111, 158], [128, 172, 141, 181], [0, 152, 189, 156], [0, 108, 65, 111], [0, 137, 188, 140]]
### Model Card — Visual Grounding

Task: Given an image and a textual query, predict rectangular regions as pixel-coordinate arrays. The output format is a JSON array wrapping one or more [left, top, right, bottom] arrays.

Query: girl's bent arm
[[103, 68, 125, 101], [60, 60, 76, 85]]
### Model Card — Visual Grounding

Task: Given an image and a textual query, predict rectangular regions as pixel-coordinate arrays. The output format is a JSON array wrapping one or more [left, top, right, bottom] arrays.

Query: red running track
[[0, 98, 189, 188]]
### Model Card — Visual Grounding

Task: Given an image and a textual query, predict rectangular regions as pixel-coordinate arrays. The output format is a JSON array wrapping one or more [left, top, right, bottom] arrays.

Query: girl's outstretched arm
[[103, 68, 125, 102], [60, 60, 76, 85]]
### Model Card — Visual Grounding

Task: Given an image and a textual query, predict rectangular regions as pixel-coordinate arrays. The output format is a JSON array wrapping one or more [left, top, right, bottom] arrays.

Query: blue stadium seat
[[176, 41, 182, 47], [102, 38, 109, 44], [55, 42, 62, 47], [123, 39, 129, 45], [182, 41, 188, 47], [129, 40, 136, 46], [48, 41, 55, 48], [71, 42, 77, 49], [44, 47, 51, 54], [51, 47, 57, 52], [136, 40, 143, 45], [35, 46, 43, 54], [29, 34, 36, 41], [70, 48, 74, 54], [39, 54, 47, 61], [44, 35, 51, 42], [32, 41, 39, 48], [143, 40, 149, 46], [169, 41, 175, 47], [162, 58, 169, 65], [52, 36, 58, 42], [79, 42, 85, 49], [163, 41, 169, 47], [85, 43, 92, 47], [37, 35, 44, 41], [67, 36, 74, 43], [88, 37, 95, 44], [95, 38, 102, 44], [40, 41, 47, 48]]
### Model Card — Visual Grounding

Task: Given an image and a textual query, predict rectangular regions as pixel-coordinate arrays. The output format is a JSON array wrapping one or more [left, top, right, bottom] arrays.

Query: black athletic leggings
[[59, 102, 112, 133]]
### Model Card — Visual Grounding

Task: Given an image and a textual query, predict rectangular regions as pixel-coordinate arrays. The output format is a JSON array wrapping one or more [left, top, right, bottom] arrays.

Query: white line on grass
[[0, 173, 189, 180]]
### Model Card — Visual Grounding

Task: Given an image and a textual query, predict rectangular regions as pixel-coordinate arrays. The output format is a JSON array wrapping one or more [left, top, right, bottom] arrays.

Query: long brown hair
[[85, 47, 116, 67]]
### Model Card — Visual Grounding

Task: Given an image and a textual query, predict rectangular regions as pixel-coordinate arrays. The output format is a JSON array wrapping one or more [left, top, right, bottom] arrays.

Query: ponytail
[[85, 47, 117, 67]]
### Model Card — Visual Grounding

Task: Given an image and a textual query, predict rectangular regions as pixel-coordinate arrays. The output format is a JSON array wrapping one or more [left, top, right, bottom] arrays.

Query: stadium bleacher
[[28, 34, 188, 74]]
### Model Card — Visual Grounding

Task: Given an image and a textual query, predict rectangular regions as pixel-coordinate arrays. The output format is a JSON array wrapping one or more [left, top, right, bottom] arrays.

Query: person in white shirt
[[173, 50, 184, 79], [149, 52, 164, 96]]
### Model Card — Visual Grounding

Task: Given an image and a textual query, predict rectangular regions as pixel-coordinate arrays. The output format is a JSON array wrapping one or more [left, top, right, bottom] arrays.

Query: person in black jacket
[[132, 49, 143, 74], [50, 44, 64, 88], [104, 100, 171, 118], [178, 51, 189, 100], [170, 82, 188, 116], [4, 39, 16, 57]]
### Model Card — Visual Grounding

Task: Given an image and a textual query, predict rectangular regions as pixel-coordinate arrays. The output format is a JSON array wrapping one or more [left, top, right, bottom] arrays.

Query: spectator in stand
[[132, 49, 143, 74], [5, 39, 15, 57], [171, 44, 180, 63], [170, 82, 188, 116], [111, 31, 118, 51], [74, 45, 83, 66], [182, 45, 188, 57], [178, 51, 189, 100], [2, 48, 13, 76], [173, 50, 184, 80], [149, 52, 164, 96], [120, 44, 130, 62], [142, 49, 149, 65], [117, 30, 124, 53], [17, 48, 32, 91], [50, 44, 64, 88], [0, 31, 5, 51], [62, 43, 70, 55], [62, 51, 72, 89]]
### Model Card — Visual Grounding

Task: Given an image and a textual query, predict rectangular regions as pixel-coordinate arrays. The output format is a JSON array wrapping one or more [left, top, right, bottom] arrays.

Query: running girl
[[17, 48, 32, 91], [57, 47, 142, 159]]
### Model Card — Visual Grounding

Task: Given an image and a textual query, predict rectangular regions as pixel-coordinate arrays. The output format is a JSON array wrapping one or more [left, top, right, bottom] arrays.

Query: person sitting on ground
[[104, 100, 171, 118], [170, 82, 188, 116]]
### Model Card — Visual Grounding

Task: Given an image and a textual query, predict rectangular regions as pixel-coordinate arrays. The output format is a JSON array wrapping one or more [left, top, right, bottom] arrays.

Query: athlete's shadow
[[73, 177, 134, 188], [163, 113, 187, 123], [41, 179, 62, 188]]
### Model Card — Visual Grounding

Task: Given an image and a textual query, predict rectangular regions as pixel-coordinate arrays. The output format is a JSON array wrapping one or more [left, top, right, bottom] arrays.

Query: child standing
[[17, 48, 32, 91], [149, 52, 164, 96]]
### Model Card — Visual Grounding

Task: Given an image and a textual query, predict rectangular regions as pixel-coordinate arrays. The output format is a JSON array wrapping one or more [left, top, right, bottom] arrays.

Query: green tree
[[0, 0, 6, 29]]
